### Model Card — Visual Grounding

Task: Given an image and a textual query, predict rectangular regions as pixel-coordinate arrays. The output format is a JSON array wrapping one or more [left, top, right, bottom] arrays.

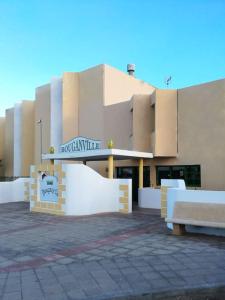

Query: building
[[0, 64, 225, 197], [0, 117, 4, 178], [3, 101, 34, 179]]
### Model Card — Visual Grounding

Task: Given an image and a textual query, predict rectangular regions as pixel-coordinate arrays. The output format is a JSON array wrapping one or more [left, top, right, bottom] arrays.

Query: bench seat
[[165, 201, 225, 235], [166, 218, 225, 229]]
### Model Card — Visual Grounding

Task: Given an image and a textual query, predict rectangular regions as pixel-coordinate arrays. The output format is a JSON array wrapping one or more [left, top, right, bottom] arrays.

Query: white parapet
[[165, 180, 225, 236], [65, 164, 132, 215], [167, 188, 225, 222], [138, 188, 161, 209], [30, 163, 132, 216], [0, 178, 30, 204], [138, 180, 186, 210]]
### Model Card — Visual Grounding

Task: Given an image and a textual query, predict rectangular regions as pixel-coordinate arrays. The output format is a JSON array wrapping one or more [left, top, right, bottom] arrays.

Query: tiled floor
[[1, 202, 225, 299]]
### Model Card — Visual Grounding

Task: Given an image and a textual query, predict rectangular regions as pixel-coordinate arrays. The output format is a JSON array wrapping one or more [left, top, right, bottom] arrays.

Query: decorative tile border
[[24, 181, 30, 202], [160, 186, 168, 218], [119, 184, 129, 213], [30, 164, 66, 215]]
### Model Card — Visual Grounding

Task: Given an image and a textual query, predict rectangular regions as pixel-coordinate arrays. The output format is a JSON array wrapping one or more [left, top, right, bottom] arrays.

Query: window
[[156, 165, 201, 187]]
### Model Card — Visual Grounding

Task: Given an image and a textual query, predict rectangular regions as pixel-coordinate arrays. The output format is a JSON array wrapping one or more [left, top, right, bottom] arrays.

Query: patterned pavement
[[1, 202, 225, 299]]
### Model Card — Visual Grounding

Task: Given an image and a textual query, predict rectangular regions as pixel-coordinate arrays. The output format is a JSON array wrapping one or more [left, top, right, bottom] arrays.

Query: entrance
[[116, 166, 150, 202]]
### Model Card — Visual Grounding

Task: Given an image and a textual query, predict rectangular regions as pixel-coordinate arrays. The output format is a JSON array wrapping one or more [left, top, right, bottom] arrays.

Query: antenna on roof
[[164, 76, 172, 87]]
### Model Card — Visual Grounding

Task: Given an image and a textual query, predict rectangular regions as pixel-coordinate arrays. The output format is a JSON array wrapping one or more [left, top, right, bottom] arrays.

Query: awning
[[42, 148, 153, 162]]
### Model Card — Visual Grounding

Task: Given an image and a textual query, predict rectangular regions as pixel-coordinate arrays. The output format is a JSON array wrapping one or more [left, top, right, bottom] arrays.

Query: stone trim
[[30, 164, 66, 215], [119, 184, 129, 213]]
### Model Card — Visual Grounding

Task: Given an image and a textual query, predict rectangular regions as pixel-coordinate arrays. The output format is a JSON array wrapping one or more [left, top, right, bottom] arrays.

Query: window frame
[[156, 165, 201, 187]]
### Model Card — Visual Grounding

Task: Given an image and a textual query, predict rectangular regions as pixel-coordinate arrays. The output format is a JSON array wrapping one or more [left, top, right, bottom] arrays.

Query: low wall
[[139, 180, 186, 210], [0, 178, 30, 204], [161, 179, 186, 219], [167, 188, 225, 235], [30, 163, 132, 216], [65, 164, 132, 215], [161, 179, 186, 189], [167, 189, 225, 221], [138, 188, 161, 209]]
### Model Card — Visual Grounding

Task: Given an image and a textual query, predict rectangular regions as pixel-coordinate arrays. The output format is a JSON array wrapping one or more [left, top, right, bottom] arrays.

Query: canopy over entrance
[[42, 149, 153, 161], [42, 148, 153, 189]]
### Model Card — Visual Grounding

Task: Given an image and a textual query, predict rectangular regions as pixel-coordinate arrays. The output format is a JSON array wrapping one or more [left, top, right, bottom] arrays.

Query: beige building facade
[[0, 117, 5, 177], [1, 64, 225, 195], [4, 108, 14, 178], [3, 101, 35, 179]]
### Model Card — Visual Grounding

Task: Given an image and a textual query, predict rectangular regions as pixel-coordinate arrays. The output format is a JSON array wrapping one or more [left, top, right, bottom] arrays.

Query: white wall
[[0, 178, 30, 204], [13, 102, 22, 177], [138, 188, 161, 209], [167, 188, 225, 222], [161, 179, 186, 189], [138, 180, 186, 210], [166, 184, 225, 235], [65, 164, 132, 215], [50, 77, 62, 151]]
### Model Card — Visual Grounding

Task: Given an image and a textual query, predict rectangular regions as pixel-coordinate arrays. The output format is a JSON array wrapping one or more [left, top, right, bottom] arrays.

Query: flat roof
[[42, 148, 153, 161]]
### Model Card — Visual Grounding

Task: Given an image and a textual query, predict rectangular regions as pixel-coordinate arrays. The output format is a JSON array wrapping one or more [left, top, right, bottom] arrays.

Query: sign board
[[40, 174, 58, 202], [59, 136, 101, 153]]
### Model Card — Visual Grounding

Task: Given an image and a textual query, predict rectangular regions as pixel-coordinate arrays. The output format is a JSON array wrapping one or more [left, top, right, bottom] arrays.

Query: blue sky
[[0, 0, 225, 116]]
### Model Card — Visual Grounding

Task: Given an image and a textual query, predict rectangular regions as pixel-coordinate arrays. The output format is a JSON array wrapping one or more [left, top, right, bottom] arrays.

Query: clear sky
[[0, 0, 225, 116]]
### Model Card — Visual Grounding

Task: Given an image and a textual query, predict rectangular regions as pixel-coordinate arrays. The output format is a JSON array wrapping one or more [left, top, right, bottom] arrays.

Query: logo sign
[[40, 174, 58, 202], [60, 136, 101, 153]]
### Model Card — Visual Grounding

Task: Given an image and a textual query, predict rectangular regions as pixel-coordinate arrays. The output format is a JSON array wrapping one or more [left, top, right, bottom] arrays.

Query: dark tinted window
[[156, 165, 201, 187]]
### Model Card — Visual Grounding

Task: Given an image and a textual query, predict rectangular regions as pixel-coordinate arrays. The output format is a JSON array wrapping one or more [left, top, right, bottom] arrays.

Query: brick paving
[[1, 202, 225, 299]]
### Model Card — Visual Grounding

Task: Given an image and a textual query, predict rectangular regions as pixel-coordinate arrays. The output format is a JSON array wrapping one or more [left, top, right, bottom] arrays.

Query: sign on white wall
[[40, 174, 58, 202], [59, 136, 101, 153]]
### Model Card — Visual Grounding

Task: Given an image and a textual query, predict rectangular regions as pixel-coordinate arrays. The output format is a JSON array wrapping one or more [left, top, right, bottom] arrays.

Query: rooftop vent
[[127, 64, 135, 76]]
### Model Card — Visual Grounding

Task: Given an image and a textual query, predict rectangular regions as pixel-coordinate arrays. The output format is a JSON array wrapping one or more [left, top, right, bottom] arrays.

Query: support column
[[108, 155, 114, 179], [139, 158, 143, 189]]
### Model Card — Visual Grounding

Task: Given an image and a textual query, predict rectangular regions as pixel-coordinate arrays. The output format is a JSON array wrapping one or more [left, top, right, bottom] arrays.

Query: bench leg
[[173, 224, 186, 236]]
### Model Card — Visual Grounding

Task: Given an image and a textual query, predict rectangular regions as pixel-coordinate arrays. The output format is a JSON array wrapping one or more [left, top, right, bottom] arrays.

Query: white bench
[[166, 201, 225, 235]]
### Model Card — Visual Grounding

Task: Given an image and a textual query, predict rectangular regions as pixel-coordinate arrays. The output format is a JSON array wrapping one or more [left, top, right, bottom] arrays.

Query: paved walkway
[[1, 202, 225, 300]]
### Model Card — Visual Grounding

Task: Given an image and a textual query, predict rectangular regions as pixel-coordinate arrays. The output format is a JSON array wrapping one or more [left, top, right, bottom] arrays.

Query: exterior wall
[[51, 78, 62, 150], [13, 103, 22, 176], [4, 108, 14, 177], [0, 178, 30, 203], [77, 66, 105, 174], [0, 117, 5, 177], [10, 101, 34, 177], [1, 64, 225, 193], [104, 64, 155, 105], [176, 79, 225, 190], [62, 73, 79, 143], [79, 65, 105, 143], [104, 101, 132, 150], [0, 117, 5, 160], [132, 94, 152, 152], [21, 101, 35, 176], [79, 64, 155, 149], [78, 65, 155, 174], [35, 84, 51, 165], [153, 89, 178, 157], [150, 79, 225, 191]]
